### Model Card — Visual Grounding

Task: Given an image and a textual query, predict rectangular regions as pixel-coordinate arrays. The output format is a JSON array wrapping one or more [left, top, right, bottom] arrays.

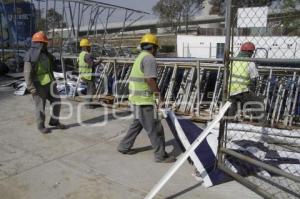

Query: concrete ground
[[0, 83, 262, 199]]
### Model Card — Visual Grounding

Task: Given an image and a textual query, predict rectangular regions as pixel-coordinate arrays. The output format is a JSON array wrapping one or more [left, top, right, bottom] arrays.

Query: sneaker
[[38, 127, 51, 134], [155, 154, 176, 163], [49, 122, 68, 129], [118, 148, 137, 155]]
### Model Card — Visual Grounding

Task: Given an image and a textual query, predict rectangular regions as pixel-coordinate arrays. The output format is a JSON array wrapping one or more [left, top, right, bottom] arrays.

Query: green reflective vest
[[128, 51, 155, 105], [229, 61, 250, 96], [78, 51, 92, 81], [36, 54, 53, 85]]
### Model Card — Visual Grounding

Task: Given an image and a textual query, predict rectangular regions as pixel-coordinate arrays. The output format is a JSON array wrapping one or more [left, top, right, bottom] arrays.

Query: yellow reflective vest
[[229, 61, 250, 96], [36, 54, 54, 85], [78, 51, 92, 81], [128, 51, 155, 105]]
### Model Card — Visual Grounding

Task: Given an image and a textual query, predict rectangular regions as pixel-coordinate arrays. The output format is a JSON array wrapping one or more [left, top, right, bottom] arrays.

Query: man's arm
[[142, 55, 163, 100], [24, 62, 37, 94], [84, 53, 94, 67], [248, 62, 259, 91]]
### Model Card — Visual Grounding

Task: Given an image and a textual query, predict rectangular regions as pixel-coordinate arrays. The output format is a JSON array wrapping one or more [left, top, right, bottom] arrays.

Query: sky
[[99, 0, 160, 16], [32, 0, 161, 27]]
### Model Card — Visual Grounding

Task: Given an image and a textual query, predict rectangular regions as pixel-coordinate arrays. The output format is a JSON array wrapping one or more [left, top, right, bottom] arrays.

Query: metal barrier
[[218, 0, 300, 198]]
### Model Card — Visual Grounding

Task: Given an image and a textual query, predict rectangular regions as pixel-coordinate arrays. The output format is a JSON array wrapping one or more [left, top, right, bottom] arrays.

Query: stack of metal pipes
[[61, 56, 300, 127]]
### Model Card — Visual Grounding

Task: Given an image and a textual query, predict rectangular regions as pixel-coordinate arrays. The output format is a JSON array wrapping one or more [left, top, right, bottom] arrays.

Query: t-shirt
[[248, 62, 259, 79], [140, 54, 157, 78], [84, 53, 94, 67]]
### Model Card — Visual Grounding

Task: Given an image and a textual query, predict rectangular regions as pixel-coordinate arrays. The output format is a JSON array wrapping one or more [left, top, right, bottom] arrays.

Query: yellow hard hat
[[140, 33, 159, 46], [80, 38, 91, 47]]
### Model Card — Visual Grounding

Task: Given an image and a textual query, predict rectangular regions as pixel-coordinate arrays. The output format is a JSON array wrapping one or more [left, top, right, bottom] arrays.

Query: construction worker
[[117, 33, 175, 163], [228, 42, 266, 123], [78, 38, 96, 108], [24, 31, 67, 134]]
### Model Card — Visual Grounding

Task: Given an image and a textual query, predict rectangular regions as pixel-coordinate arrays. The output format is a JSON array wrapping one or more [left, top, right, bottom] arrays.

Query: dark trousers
[[33, 82, 61, 128], [228, 91, 266, 122], [83, 79, 95, 103], [118, 105, 167, 161]]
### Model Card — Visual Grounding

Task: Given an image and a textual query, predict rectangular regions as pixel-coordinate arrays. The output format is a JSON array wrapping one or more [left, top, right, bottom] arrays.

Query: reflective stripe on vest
[[128, 51, 155, 105], [229, 61, 250, 95], [78, 51, 92, 81], [36, 55, 52, 85]]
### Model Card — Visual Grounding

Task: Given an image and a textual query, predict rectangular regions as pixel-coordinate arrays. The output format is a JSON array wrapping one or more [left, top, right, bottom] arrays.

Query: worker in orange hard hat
[[117, 33, 176, 163], [228, 41, 267, 125], [24, 31, 67, 134]]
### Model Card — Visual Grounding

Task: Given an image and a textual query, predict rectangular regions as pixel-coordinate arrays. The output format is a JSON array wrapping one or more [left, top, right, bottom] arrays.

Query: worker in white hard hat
[[117, 33, 176, 163], [78, 38, 96, 109]]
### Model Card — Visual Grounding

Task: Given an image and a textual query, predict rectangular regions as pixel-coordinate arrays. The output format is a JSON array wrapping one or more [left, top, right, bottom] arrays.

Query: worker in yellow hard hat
[[78, 38, 96, 108], [24, 31, 67, 134], [117, 33, 176, 163]]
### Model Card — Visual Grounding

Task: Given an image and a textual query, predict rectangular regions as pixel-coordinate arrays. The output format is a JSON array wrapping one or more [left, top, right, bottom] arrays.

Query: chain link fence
[[218, 0, 300, 198]]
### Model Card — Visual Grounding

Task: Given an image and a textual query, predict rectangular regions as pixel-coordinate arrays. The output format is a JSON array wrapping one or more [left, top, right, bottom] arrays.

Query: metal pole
[[38, 0, 41, 29], [120, 9, 128, 49], [145, 102, 231, 199], [59, 0, 65, 60], [68, 1, 76, 40], [30, 0, 33, 37], [218, 0, 232, 164], [0, 12, 4, 61], [76, 2, 80, 52], [13, 0, 19, 72], [221, 148, 300, 183], [45, 0, 48, 32], [51, 0, 57, 52], [218, 164, 274, 199]]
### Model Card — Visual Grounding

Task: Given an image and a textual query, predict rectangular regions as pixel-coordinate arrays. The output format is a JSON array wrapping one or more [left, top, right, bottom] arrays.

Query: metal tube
[[76, 2, 80, 52], [218, 164, 274, 199], [221, 148, 300, 183], [51, 0, 57, 52], [0, 11, 4, 61], [230, 57, 300, 64], [59, 0, 66, 60], [144, 102, 231, 199], [218, 0, 232, 164], [13, 0, 20, 72], [45, 0, 48, 32]]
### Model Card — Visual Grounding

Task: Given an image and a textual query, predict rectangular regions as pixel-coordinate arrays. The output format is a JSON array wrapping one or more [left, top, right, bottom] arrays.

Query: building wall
[[177, 35, 300, 59]]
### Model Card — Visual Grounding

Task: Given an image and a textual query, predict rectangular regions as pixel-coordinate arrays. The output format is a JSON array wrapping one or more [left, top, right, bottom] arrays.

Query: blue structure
[[0, 2, 35, 48]]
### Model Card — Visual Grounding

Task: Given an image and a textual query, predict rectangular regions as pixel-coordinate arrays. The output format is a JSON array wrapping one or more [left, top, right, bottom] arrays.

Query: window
[[216, 43, 225, 58]]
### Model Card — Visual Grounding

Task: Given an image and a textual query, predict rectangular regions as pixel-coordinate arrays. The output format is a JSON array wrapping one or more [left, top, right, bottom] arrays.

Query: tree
[[153, 0, 205, 34], [209, 0, 299, 36], [209, 0, 272, 16], [47, 8, 66, 30], [281, 0, 300, 35]]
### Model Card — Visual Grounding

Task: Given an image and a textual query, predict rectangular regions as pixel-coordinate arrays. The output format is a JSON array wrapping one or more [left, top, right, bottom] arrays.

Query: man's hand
[[30, 89, 37, 96], [158, 97, 166, 109]]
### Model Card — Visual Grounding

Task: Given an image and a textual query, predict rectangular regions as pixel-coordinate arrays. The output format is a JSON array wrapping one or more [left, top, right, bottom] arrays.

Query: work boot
[[155, 154, 176, 163], [117, 148, 137, 155], [49, 121, 68, 129], [38, 126, 51, 134]]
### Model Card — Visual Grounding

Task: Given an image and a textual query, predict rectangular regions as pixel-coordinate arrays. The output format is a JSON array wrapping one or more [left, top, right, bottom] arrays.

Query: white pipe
[[144, 101, 231, 199]]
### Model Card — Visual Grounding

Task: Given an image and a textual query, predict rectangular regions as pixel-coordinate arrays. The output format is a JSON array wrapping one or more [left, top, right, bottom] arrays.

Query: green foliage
[[153, 0, 205, 34], [281, 0, 300, 35]]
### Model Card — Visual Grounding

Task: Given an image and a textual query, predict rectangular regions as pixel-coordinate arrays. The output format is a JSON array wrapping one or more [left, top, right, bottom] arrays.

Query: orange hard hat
[[240, 42, 255, 52], [32, 31, 48, 43]]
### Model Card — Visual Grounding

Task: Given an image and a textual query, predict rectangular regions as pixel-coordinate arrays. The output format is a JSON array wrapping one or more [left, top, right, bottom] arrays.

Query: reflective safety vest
[[36, 54, 53, 85], [128, 51, 155, 105], [229, 61, 250, 96], [78, 51, 92, 81]]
